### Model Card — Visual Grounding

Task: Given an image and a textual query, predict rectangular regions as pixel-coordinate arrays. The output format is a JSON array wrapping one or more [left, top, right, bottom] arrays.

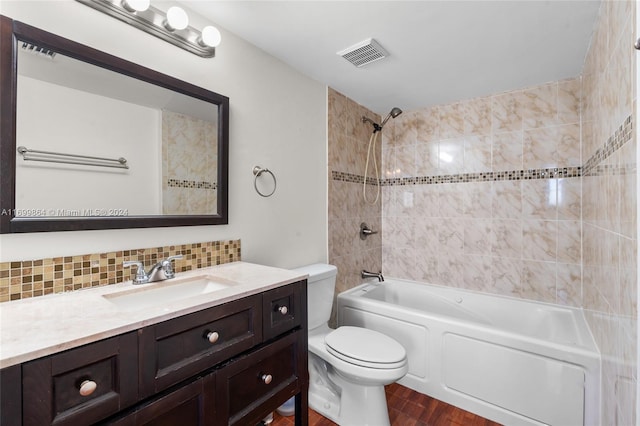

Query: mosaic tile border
[[381, 167, 582, 186], [0, 239, 241, 303], [333, 167, 582, 186], [331, 171, 379, 185], [332, 115, 633, 186], [167, 179, 217, 190], [583, 115, 634, 176]]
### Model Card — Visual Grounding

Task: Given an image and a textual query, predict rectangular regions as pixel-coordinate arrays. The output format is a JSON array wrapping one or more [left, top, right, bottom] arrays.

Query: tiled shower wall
[[327, 88, 382, 322], [162, 110, 218, 215], [376, 1, 637, 424], [381, 78, 583, 306], [581, 1, 637, 424]]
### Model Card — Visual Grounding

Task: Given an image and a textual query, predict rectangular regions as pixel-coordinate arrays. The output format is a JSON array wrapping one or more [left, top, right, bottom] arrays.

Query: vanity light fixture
[[76, 0, 220, 58], [121, 0, 149, 13], [164, 6, 189, 31]]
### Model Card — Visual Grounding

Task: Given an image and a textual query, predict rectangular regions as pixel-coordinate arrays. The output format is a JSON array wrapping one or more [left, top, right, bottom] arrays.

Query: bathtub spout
[[361, 270, 384, 282]]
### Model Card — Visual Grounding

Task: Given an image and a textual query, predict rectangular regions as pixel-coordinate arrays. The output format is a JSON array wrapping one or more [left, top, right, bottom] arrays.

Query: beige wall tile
[[463, 97, 492, 136], [492, 131, 523, 171], [462, 254, 491, 292], [328, 88, 383, 301], [394, 110, 417, 146], [491, 219, 522, 258], [522, 83, 558, 129], [523, 124, 580, 169], [490, 256, 522, 296], [491, 180, 522, 219], [557, 178, 582, 220], [464, 135, 492, 173], [522, 220, 557, 261], [463, 219, 492, 255], [492, 91, 523, 132], [556, 263, 582, 307], [439, 102, 465, 139], [557, 220, 582, 264], [520, 260, 556, 303], [462, 182, 492, 218], [438, 138, 465, 174], [522, 179, 558, 219], [415, 141, 439, 176], [558, 78, 581, 125], [416, 107, 440, 143]]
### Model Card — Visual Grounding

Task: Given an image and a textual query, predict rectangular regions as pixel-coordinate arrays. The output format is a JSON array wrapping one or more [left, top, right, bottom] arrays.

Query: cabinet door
[[0, 364, 21, 426], [109, 374, 216, 426], [216, 330, 303, 426], [22, 332, 138, 426], [139, 294, 262, 397], [262, 281, 305, 340]]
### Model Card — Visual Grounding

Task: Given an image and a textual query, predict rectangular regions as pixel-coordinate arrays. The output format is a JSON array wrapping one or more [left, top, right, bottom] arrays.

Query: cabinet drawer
[[106, 374, 216, 426], [139, 294, 262, 397], [217, 330, 303, 425], [22, 332, 138, 426], [262, 281, 304, 340]]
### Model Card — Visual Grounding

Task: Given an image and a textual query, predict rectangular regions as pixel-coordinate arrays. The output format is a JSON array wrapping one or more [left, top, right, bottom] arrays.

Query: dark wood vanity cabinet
[[0, 280, 308, 426], [108, 374, 217, 426], [21, 333, 139, 426], [217, 331, 303, 425], [138, 294, 263, 398]]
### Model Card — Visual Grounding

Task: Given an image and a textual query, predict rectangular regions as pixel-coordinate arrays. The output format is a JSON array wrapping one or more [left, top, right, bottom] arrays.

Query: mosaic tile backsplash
[[0, 240, 241, 303]]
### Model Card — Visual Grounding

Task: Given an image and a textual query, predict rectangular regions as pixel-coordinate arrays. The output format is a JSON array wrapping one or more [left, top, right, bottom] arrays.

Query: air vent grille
[[337, 38, 388, 68], [21, 42, 57, 59]]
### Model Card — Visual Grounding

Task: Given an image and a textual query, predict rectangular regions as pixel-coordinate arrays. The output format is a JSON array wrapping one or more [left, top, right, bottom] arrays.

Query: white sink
[[103, 275, 236, 311]]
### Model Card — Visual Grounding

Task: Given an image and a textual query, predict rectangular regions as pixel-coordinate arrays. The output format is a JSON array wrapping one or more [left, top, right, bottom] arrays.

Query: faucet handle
[[161, 255, 183, 279], [123, 261, 149, 284]]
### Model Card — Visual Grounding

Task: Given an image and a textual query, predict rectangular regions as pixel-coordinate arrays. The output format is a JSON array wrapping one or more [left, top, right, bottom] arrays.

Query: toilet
[[295, 264, 408, 426]]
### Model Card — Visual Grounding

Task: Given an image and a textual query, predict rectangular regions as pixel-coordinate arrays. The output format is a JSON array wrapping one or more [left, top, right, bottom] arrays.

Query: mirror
[[0, 16, 229, 233]]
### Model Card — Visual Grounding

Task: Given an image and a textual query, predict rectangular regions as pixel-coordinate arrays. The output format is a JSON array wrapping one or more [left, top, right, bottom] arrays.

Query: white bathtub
[[337, 279, 601, 426]]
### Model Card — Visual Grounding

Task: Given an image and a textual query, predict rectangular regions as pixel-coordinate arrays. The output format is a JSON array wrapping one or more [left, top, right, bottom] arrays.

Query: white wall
[[0, 1, 328, 269]]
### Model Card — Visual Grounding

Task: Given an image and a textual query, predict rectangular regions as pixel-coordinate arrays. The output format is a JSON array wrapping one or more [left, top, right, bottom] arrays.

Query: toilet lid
[[325, 326, 406, 369]]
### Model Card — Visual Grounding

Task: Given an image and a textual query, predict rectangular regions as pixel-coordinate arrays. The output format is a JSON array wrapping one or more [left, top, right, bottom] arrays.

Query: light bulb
[[164, 6, 189, 31], [198, 26, 221, 48], [121, 0, 149, 12]]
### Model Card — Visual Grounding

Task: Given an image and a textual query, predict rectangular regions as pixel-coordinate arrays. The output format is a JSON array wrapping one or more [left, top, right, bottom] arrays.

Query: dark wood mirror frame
[[0, 15, 229, 233]]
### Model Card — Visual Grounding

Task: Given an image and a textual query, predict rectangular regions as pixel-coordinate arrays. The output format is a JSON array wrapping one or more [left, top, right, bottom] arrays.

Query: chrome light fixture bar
[[76, 0, 220, 58]]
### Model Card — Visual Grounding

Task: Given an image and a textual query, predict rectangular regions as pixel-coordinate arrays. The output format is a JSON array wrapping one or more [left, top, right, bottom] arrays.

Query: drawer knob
[[261, 374, 273, 385], [278, 305, 288, 315], [78, 380, 97, 397], [206, 331, 220, 344]]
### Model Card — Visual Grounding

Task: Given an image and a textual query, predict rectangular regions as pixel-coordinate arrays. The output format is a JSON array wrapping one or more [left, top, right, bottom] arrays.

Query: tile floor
[[271, 383, 502, 426]]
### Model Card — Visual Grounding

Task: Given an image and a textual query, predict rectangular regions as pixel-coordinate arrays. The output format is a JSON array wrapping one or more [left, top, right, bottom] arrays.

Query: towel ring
[[253, 166, 277, 197]]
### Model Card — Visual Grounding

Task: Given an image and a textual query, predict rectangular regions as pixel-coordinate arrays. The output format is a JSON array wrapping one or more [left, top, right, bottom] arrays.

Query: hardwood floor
[[271, 383, 502, 426]]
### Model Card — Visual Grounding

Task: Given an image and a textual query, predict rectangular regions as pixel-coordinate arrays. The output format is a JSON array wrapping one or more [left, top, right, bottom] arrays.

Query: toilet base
[[308, 352, 392, 426]]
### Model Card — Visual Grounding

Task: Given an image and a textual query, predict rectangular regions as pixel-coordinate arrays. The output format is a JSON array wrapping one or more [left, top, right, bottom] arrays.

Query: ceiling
[[183, 1, 601, 115]]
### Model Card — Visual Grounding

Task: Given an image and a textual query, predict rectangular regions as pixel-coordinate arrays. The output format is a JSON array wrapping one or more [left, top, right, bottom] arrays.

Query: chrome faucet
[[123, 255, 183, 284], [361, 270, 384, 282]]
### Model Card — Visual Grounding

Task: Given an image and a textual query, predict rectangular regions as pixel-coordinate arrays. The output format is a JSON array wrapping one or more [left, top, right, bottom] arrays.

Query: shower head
[[381, 107, 403, 127]]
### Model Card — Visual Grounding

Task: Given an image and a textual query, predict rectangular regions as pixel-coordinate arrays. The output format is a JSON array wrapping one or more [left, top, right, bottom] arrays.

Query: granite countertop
[[0, 261, 306, 369]]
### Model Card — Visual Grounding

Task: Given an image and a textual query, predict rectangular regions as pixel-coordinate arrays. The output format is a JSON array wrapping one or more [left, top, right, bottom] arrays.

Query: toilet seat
[[325, 326, 407, 369]]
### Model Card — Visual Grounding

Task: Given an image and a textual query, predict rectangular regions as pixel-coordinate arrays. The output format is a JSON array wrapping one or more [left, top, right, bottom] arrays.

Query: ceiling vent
[[21, 42, 56, 59], [337, 38, 388, 68]]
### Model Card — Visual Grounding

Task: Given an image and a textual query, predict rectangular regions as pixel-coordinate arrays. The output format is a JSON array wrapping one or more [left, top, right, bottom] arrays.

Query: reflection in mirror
[[0, 15, 229, 233], [16, 43, 218, 217]]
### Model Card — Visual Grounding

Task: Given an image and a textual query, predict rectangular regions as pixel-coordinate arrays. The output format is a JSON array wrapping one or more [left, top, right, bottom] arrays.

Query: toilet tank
[[293, 264, 337, 330]]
